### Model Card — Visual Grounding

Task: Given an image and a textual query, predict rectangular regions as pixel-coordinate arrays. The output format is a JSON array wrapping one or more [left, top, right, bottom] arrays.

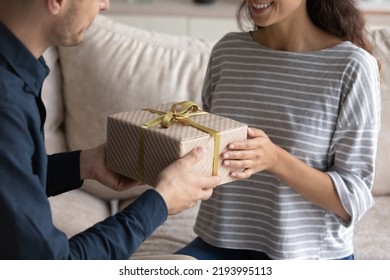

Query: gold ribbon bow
[[138, 101, 220, 182]]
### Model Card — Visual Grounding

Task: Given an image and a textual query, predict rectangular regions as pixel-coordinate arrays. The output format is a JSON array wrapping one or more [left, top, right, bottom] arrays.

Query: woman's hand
[[221, 127, 280, 179]]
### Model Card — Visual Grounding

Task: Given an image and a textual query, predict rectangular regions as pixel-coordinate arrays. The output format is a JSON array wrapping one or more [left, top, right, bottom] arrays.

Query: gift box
[[106, 101, 248, 187]]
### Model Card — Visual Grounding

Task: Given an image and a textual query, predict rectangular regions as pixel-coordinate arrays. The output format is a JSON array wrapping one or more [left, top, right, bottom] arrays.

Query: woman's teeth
[[253, 2, 273, 10]]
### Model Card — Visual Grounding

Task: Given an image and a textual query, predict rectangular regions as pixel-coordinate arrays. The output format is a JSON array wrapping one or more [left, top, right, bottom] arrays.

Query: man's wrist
[[79, 149, 92, 180]]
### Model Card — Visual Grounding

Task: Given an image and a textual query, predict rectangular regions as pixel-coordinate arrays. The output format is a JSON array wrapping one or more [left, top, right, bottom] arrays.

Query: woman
[[176, 0, 381, 259]]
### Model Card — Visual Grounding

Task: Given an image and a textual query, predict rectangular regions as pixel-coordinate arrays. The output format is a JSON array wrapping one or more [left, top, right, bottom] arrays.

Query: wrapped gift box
[[106, 101, 248, 187]]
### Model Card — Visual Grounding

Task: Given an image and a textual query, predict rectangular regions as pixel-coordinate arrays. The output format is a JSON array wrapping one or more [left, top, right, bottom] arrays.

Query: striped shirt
[[194, 32, 381, 259]]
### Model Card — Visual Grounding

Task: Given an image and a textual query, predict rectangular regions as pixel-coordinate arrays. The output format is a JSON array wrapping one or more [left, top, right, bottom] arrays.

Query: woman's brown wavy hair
[[237, 0, 376, 59]]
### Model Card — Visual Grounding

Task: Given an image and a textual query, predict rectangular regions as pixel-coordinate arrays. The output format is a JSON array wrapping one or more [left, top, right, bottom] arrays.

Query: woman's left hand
[[221, 127, 280, 179]]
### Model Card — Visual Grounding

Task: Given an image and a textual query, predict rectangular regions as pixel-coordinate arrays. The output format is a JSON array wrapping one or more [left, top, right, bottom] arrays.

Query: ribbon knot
[[143, 101, 207, 129]]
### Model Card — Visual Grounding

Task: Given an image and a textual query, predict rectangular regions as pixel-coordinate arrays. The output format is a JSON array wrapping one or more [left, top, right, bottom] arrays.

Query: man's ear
[[46, 0, 67, 15]]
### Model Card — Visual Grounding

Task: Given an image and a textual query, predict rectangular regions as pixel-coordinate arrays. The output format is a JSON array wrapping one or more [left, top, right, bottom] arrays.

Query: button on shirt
[[0, 22, 167, 259]]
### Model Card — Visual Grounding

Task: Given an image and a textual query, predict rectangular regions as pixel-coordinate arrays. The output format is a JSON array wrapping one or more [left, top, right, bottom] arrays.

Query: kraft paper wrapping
[[106, 102, 248, 187]]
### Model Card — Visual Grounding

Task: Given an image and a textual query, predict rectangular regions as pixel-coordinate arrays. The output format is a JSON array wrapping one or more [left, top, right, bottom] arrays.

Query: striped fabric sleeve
[[327, 51, 381, 226]]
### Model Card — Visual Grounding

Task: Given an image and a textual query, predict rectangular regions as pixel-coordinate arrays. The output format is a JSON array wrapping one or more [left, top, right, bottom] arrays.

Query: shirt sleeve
[[68, 190, 168, 259], [327, 51, 381, 226], [0, 102, 168, 259], [46, 151, 83, 196]]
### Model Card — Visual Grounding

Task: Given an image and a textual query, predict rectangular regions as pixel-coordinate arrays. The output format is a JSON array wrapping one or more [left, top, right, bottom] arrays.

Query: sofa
[[43, 15, 390, 260]]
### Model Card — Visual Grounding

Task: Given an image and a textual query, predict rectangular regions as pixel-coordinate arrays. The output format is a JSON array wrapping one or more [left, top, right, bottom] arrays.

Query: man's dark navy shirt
[[0, 22, 167, 259]]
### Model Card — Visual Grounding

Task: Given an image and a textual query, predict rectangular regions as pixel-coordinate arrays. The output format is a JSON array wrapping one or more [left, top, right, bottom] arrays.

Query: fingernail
[[229, 144, 235, 149], [224, 161, 230, 166], [223, 153, 229, 159]]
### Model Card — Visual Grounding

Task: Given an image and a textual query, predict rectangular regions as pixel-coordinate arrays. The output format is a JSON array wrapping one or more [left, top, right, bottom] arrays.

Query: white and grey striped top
[[194, 32, 381, 259]]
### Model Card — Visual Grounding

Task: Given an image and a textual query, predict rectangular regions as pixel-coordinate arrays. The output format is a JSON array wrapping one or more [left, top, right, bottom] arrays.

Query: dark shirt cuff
[[46, 151, 83, 196]]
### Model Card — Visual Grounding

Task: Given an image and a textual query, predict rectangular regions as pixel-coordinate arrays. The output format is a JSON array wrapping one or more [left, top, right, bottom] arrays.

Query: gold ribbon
[[138, 101, 220, 182]]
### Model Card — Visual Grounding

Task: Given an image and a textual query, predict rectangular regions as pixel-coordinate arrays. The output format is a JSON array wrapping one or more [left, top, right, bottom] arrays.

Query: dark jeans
[[176, 237, 354, 260]]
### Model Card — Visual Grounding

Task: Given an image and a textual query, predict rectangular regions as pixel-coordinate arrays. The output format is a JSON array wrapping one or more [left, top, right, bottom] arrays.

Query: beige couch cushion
[[42, 47, 68, 154], [58, 15, 213, 200], [49, 189, 111, 238], [353, 196, 390, 259], [371, 28, 390, 196]]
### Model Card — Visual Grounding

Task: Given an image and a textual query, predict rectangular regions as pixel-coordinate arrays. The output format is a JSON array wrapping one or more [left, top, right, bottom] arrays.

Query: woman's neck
[[251, 12, 342, 53]]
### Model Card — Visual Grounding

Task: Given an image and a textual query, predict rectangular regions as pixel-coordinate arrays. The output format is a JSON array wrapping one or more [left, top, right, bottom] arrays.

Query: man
[[0, 0, 221, 259]]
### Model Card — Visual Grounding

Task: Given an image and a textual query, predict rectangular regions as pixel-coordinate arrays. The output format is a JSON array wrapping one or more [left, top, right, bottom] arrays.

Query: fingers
[[220, 127, 273, 178], [185, 187, 214, 210], [200, 187, 214, 200], [115, 176, 142, 191], [155, 145, 221, 215], [222, 149, 254, 161], [223, 158, 252, 169], [230, 168, 254, 179], [247, 127, 266, 138], [179, 146, 206, 167], [198, 175, 221, 190], [226, 128, 266, 151]]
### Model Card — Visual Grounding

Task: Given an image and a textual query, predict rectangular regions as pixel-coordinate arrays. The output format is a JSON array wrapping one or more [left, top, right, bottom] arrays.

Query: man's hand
[[80, 144, 221, 215], [155, 146, 221, 215], [80, 143, 141, 192]]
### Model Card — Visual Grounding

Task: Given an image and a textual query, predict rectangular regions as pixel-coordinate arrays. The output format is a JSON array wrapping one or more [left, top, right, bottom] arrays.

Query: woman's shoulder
[[336, 41, 378, 68], [213, 31, 251, 47]]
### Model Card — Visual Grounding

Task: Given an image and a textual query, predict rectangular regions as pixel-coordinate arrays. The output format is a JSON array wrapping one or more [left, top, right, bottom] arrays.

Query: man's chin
[[64, 20, 95, 46], [61, 33, 85, 47]]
